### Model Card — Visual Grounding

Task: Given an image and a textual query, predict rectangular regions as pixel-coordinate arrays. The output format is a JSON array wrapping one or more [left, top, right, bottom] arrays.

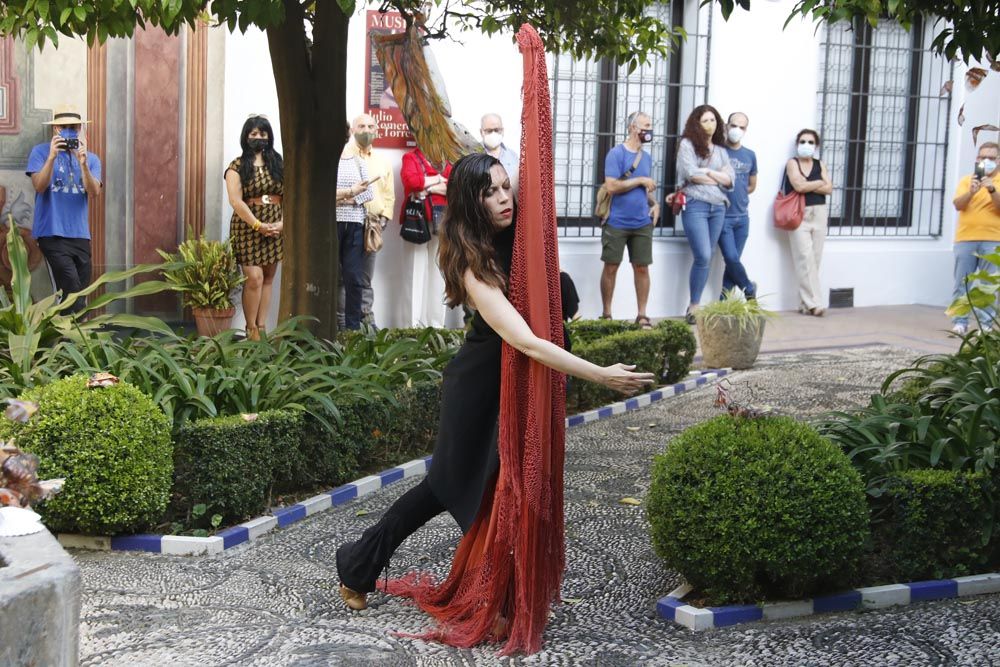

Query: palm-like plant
[[0, 219, 177, 387], [156, 229, 245, 310]]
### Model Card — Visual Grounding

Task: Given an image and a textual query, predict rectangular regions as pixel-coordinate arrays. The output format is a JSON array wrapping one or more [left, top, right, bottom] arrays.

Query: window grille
[[548, 0, 711, 237], [817, 17, 953, 236]]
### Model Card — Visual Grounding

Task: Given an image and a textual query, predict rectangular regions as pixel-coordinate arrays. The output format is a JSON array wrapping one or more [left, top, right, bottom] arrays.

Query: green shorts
[[601, 223, 654, 266]]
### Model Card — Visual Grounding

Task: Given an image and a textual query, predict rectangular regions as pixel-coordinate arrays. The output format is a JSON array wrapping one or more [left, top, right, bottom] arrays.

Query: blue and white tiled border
[[658, 575, 1000, 631], [57, 368, 729, 556]]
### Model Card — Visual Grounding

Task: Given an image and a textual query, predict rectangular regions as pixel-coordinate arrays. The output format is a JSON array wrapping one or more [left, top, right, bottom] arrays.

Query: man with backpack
[[598, 111, 657, 327]]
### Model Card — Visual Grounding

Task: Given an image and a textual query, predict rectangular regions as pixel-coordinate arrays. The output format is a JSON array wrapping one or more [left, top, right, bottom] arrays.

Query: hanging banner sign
[[365, 10, 416, 149]]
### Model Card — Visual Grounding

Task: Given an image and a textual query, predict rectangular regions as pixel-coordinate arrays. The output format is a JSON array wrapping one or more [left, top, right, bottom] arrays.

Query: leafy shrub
[[0, 222, 176, 394], [568, 319, 635, 347], [29, 318, 446, 433], [569, 322, 695, 411], [819, 351, 1000, 499], [0, 376, 172, 534], [157, 229, 245, 310], [171, 410, 297, 525], [882, 373, 932, 405], [648, 415, 869, 604], [880, 469, 993, 581], [695, 288, 776, 335], [170, 381, 443, 524], [655, 319, 696, 383]]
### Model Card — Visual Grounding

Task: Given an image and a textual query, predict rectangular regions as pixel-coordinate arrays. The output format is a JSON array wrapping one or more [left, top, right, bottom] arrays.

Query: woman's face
[[248, 127, 269, 141], [699, 111, 717, 137], [482, 164, 513, 230]]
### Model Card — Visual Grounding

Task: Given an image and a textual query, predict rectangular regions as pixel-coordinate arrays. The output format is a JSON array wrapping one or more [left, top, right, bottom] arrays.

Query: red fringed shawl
[[380, 24, 567, 656]]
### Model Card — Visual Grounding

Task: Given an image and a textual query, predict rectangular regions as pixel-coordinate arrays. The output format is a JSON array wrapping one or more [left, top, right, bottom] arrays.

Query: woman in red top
[[400, 148, 457, 328]]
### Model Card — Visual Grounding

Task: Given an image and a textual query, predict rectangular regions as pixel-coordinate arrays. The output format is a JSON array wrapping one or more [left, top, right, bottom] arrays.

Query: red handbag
[[773, 161, 808, 231], [773, 190, 805, 231]]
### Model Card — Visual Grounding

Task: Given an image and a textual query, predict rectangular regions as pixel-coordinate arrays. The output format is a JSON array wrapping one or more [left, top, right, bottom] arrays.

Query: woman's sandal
[[246, 325, 260, 342], [635, 315, 653, 330], [339, 584, 368, 611]]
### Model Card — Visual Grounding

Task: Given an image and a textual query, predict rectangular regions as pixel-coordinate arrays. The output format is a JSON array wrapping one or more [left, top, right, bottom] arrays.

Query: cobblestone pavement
[[75, 346, 1000, 666]]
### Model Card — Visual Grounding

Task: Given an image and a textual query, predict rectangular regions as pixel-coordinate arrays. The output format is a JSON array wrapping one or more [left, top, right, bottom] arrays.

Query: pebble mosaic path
[[75, 346, 1000, 666]]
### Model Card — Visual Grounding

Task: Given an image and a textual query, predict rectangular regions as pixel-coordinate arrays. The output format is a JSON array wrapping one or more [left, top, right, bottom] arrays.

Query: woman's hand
[[597, 364, 656, 395]]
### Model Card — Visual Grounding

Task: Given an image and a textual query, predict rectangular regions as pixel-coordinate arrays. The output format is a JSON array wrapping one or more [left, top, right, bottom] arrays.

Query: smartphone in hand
[[975, 161, 987, 179]]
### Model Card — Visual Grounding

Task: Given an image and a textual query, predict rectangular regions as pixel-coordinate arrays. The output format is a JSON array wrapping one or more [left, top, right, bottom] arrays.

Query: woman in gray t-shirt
[[673, 105, 734, 323]]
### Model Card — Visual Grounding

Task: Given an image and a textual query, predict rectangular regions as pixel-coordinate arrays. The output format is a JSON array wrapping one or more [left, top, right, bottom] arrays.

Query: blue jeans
[[338, 222, 366, 330], [682, 199, 726, 304], [719, 215, 753, 297], [952, 241, 1000, 327]]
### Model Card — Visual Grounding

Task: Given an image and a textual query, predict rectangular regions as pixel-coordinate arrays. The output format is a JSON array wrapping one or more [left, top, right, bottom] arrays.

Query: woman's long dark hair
[[439, 153, 510, 308], [680, 104, 725, 160], [238, 116, 283, 185]]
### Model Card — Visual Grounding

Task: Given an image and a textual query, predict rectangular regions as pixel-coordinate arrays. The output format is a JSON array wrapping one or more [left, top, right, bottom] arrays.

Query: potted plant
[[694, 289, 776, 370], [158, 231, 245, 336]]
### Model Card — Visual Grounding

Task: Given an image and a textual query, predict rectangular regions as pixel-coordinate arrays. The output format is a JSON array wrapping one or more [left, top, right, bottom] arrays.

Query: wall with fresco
[[0, 36, 87, 295]]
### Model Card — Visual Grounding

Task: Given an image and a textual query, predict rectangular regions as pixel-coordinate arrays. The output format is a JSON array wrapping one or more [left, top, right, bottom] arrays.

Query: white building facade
[[220, 1, 1000, 328]]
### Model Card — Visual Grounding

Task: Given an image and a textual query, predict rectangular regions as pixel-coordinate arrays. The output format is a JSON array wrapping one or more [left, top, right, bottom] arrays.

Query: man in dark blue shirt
[[600, 111, 658, 327], [25, 104, 103, 314], [720, 112, 757, 300]]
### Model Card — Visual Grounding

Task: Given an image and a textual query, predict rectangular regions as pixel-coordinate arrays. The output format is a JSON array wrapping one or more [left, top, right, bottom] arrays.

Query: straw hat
[[43, 103, 91, 126]]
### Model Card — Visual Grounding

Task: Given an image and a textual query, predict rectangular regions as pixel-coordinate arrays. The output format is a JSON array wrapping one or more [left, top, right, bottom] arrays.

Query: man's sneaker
[[951, 323, 968, 336]]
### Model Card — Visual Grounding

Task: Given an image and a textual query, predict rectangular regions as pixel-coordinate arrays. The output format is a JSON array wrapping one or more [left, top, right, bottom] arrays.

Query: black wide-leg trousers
[[336, 478, 445, 593]]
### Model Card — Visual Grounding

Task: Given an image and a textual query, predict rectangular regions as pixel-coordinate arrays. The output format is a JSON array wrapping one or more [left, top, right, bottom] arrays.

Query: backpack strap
[[622, 148, 643, 178]]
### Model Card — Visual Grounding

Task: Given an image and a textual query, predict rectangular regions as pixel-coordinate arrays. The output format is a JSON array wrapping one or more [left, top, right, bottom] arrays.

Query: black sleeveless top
[[783, 159, 826, 207]]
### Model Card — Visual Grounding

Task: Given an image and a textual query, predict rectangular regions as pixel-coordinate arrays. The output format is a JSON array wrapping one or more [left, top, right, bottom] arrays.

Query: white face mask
[[727, 127, 745, 144], [482, 131, 503, 150], [984, 159, 998, 175], [797, 142, 816, 158]]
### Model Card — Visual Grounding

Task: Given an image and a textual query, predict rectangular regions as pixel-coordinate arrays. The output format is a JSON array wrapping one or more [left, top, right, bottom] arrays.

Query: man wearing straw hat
[[25, 103, 103, 313]]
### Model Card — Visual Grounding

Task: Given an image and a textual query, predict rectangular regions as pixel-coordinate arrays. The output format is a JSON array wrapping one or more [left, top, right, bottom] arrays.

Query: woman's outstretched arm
[[465, 270, 655, 394]]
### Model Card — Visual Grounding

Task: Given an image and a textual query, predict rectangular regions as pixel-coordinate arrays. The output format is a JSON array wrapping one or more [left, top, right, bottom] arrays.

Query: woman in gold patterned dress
[[224, 115, 284, 340]]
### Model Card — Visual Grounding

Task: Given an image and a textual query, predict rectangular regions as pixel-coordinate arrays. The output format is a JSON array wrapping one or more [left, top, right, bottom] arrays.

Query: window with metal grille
[[548, 0, 711, 237], [817, 17, 953, 236]]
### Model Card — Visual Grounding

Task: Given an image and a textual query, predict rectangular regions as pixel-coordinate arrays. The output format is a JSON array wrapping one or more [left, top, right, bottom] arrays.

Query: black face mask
[[248, 138, 268, 153], [639, 130, 653, 144]]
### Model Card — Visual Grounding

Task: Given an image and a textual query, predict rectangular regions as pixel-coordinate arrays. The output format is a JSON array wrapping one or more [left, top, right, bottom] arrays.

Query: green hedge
[[881, 469, 994, 581], [1, 376, 173, 535], [648, 415, 869, 605], [170, 381, 443, 526], [568, 320, 695, 411]]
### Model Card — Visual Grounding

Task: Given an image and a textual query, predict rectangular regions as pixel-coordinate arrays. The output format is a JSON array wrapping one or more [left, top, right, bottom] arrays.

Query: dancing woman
[[337, 151, 652, 652]]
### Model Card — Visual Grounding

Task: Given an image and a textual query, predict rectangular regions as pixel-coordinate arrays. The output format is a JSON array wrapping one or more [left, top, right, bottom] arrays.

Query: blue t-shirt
[[605, 144, 652, 230], [25, 144, 102, 240], [724, 145, 757, 218]]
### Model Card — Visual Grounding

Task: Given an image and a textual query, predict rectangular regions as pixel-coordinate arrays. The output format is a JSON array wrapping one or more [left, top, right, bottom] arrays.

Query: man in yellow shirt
[[951, 141, 1000, 334], [342, 113, 396, 328]]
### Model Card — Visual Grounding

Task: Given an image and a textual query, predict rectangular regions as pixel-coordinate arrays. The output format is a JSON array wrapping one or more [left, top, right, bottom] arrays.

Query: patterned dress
[[226, 157, 284, 266]]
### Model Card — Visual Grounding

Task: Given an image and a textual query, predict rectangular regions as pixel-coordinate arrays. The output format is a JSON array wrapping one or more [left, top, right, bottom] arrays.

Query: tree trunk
[[267, 0, 349, 341]]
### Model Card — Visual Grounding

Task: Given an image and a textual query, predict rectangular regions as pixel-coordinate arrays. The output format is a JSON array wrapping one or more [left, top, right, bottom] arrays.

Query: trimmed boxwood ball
[[648, 415, 869, 605], [0, 375, 172, 535]]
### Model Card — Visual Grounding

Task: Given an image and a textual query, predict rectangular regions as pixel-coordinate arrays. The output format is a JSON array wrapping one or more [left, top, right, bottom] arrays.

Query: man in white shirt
[[481, 113, 518, 192], [341, 113, 396, 328]]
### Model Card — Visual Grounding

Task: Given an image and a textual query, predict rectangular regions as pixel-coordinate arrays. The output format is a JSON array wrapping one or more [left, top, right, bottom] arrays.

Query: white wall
[[221, 3, 1000, 327]]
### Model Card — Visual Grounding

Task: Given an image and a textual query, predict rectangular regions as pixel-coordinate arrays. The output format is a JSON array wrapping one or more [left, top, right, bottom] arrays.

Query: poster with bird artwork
[[370, 14, 482, 170]]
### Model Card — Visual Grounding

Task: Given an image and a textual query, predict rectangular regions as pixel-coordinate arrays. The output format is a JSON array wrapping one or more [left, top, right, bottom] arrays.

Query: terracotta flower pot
[[191, 307, 236, 337], [696, 315, 766, 370]]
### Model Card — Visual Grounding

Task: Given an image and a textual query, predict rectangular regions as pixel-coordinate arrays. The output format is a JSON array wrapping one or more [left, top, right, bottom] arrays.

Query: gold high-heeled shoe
[[339, 584, 368, 611], [246, 325, 260, 341]]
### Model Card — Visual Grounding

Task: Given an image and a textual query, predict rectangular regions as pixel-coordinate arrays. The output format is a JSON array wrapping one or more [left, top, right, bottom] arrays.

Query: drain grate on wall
[[830, 288, 854, 308]]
